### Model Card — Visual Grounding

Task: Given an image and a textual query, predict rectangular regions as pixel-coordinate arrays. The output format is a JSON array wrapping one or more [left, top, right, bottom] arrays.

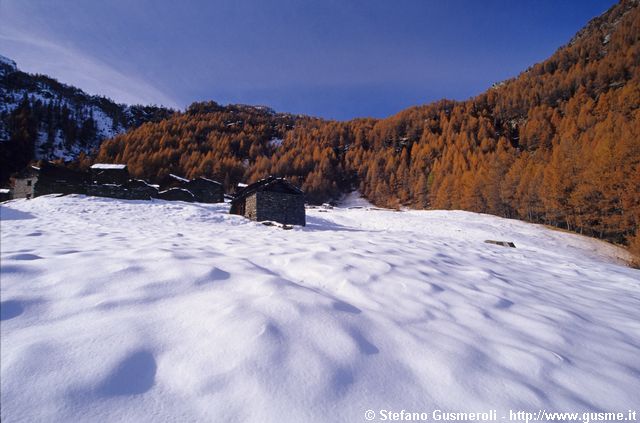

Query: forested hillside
[[0, 55, 174, 182], [92, 0, 638, 257]]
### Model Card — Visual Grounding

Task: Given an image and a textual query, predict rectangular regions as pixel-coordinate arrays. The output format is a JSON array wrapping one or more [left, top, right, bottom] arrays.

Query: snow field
[[1, 195, 639, 422]]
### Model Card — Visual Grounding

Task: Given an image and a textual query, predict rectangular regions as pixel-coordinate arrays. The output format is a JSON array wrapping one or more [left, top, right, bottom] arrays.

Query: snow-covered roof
[[169, 173, 190, 182], [90, 164, 127, 170], [197, 177, 222, 185], [128, 179, 158, 189], [0, 188, 10, 194], [159, 187, 192, 194]]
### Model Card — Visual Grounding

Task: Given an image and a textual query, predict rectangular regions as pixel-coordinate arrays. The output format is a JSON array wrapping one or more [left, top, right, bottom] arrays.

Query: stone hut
[[34, 162, 88, 196], [157, 187, 195, 202], [11, 166, 40, 199], [184, 177, 224, 203], [124, 179, 159, 200], [86, 183, 124, 199], [120, 179, 158, 200], [12, 162, 89, 199], [230, 176, 305, 226], [86, 179, 158, 200], [90, 164, 130, 185], [165, 174, 224, 203]]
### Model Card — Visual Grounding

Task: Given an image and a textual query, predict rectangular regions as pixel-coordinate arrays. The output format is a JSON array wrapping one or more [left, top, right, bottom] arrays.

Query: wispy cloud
[[0, 16, 179, 108]]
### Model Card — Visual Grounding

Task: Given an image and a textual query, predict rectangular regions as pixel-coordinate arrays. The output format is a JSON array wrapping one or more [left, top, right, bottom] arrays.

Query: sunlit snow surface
[[1, 195, 639, 422]]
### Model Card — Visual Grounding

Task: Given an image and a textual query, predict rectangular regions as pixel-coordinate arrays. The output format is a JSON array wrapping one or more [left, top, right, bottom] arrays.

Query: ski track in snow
[[1, 195, 639, 422]]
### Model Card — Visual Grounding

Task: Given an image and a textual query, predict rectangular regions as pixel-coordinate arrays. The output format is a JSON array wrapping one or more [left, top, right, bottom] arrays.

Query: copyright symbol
[[365, 409, 376, 420]]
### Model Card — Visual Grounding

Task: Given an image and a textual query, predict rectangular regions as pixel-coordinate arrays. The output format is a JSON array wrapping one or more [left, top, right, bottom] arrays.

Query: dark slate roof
[[168, 174, 223, 187], [195, 177, 223, 186], [14, 166, 40, 179], [158, 187, 196, 202], [126, 179, 158, 189], [14, 161, 81, 179], [38, 161, 87, 180], [232, 176, 303, 202]]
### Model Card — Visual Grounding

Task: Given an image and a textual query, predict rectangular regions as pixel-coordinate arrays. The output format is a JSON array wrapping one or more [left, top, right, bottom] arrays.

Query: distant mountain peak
[[0, 54, 18, 76]]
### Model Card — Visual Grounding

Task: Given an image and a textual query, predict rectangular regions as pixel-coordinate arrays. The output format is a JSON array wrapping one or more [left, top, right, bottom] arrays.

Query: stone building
[[164, 174, 224, 203], [11, 166, 40, 199], [183, 177, 224, 203], [157, 187, 195, 202], [230, 176, 305, 226], [34, 162, 88, 196], [90, 164, 130, 185], [124, 179, 159, 200], [86, 179, 158, 200], [12, 162, 88, 199]]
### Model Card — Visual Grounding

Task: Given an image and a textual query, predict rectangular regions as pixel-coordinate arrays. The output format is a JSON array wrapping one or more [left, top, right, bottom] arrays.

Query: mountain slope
[[99, 101, 307, 190], [95, 0, 640, 253], [0, 55, 174, 182], [1, 196, 638, 421]]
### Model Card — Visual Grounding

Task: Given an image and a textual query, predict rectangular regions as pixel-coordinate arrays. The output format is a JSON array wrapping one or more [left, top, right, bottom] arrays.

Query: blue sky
[[0, 0, 616, 119]]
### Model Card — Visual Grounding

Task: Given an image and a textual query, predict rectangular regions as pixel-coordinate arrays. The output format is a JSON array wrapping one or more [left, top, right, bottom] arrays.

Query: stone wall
[[157, 188, 194, 202], [125, 180, 159, 200], [186, 179, 224, 203], [13, 176, 38, 199], [35, 178, 87, 197], [86, 184, 127, 199], [86, 180, 158, 200], [253, 191, 305, 226], [90, 169, 130, 185], [245, 193, 258, 220], [34, 164, 88, 197]]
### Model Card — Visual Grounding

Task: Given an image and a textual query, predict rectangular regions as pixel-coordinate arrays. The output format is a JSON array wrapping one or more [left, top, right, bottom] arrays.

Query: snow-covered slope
[[0, 55, 18, 76], [0, 55, 173, 162], [1, 196, 638, 422]]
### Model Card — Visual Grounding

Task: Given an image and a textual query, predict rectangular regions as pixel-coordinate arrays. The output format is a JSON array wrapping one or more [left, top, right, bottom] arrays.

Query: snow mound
[[1, 196, 638, 422]]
